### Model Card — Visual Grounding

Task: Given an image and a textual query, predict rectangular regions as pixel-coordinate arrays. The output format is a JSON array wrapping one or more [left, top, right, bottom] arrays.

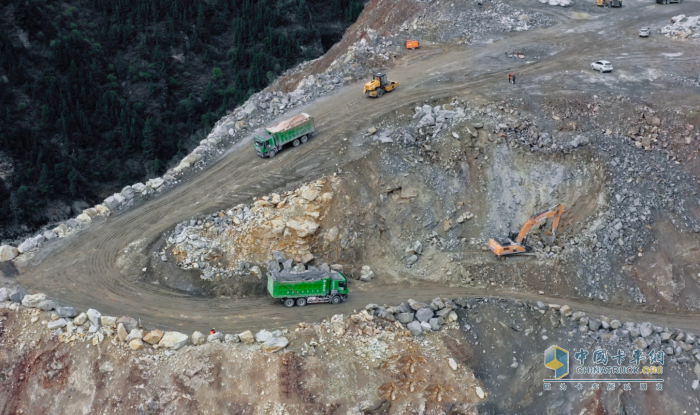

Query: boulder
[[261, 336, 289, 353], [407, 321, 423, 336], [285, 217, 319, 237], [104, 196, 121, 210], [100, 316, 117, 327], [143, 330, 164, 345], [420, 321, 432, 332], [76, 213, 92, 224], [636, 338, 649, 349], [94, 205, 111, 216], [0, 245, 19, 262], [408, 299, 427, 311], [158, 331, 190, 349], [22, 293, 47, 308], [117, 316, 139, 332], [360, 266, 374, 282], [640, 322, 653, 338], [397, 312, 415, 324], [56, 307, 79, 318], [47, 318, 68, 330], [448, 358, 458, 371], [191, 331, 206, 345], [571, 312, 586, 321], [238, 330, 255, 344], [120, 186, 135, 199], [126, 329, 143, 342], [447, 311, 458, 322], [267, 260, 281, 273], [36, 299, 59, 311], [129, 339, 145, 351], [208, 332, 224, 343], [0, 287, 8, 302], [225, 334, 240, 343], [406, 255, 418, 266], [17, 237, 39, 254], [431, 298, 445, 310], [610, 320, 621, 329], [429, 318, 441, 331], [9, 288, 27, 303], [300, 188, 319, 202], [375, 308, 395, 322], [73, 312, 88, 326], [117, 323, 128, 341], [132, 183, 147, 193], [255, 329, 275, 343], [272, 250, 286, 263], [86, 309, 102, 326], [147, 178, 164, 189], [415, 308, 435, 323]]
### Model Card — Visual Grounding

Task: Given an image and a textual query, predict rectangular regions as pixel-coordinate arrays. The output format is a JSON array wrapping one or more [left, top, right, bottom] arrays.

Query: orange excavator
[[488, 204, 563, 260]]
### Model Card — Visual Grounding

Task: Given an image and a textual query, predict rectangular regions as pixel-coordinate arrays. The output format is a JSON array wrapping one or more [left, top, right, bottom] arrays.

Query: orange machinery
[[405, 40, 420, 49], [488, 204, 563, 260]]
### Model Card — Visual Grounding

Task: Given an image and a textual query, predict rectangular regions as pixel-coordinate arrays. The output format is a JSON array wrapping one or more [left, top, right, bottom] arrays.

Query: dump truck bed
[[267, 270, 336, 298], [266, 113, 312, 134]]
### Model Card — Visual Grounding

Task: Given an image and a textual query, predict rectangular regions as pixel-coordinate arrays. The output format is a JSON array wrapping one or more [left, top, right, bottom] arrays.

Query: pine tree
[[67, 168, 78, 196], [141, 117, 156, 160], [37, 163, 50, 194]]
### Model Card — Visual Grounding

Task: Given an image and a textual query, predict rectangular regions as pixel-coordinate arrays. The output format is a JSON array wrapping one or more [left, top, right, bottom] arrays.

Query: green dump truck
[[254, 113, 315, 158], [267, 270, 348, 307]]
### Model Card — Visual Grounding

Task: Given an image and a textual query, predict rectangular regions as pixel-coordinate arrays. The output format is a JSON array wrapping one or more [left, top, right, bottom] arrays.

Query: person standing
[[508, 73, 512, 84], [512, 73, 516, 84]]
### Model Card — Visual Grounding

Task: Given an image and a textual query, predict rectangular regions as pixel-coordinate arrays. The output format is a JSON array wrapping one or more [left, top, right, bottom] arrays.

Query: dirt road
[[15, 0, 700, 333]]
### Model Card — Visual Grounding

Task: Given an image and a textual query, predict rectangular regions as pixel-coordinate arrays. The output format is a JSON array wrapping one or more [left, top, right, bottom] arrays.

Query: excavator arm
[[514, 204, 563, 243]]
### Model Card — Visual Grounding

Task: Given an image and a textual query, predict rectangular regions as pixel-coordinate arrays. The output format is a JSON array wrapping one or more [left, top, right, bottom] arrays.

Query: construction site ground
[[3, 0, 700, 412]]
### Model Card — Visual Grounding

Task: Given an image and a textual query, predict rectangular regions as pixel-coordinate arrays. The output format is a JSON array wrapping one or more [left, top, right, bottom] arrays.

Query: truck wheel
[[296, 297, 307, 307], [331, 295, 341, 305], [268, 149, 276, 158], [300, 135, 308, 143], [377, 88, 384, 97], [293, 139, 300, 147], [284, 298, 295, 307]]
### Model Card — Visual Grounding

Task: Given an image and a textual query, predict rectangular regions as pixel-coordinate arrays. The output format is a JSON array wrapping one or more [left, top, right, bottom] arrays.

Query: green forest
[[0, 0, 365, 240]]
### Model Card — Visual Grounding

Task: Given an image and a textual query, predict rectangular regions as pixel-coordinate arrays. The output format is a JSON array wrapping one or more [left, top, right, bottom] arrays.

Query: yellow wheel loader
[[363, 73, 399, 97], [488, 204, 563, 260]]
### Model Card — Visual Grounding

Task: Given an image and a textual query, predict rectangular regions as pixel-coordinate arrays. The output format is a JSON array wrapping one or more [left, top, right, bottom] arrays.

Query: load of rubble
[[661, 15, 700, 40]]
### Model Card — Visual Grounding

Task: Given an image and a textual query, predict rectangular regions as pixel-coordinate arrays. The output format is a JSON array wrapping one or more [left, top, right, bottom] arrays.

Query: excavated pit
[[144, 126, 608, 302]]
